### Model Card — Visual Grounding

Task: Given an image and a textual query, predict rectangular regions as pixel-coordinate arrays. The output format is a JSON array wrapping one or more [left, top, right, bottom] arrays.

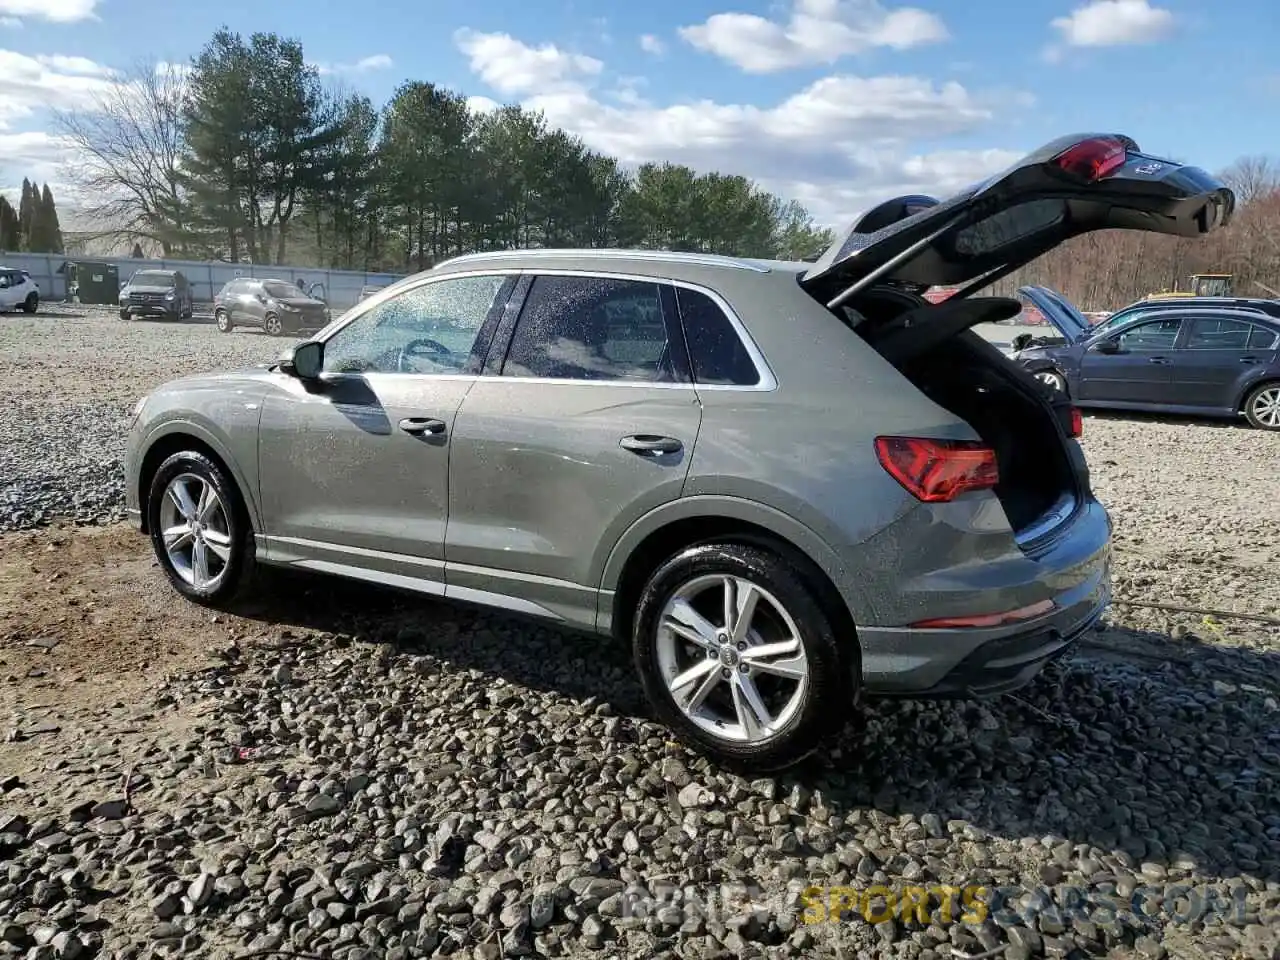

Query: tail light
[[1053, 136, 1128, 181], [1069, 407, 1083, 438], [875, 436, 999, 503]]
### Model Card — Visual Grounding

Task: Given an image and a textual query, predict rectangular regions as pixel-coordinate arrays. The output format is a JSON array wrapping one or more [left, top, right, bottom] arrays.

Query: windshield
[[131, 271, 174, 285], [263, 281, 302, 299]]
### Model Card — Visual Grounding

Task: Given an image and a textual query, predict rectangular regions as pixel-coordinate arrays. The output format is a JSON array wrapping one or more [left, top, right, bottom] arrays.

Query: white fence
[[0, 252, 406, 311]]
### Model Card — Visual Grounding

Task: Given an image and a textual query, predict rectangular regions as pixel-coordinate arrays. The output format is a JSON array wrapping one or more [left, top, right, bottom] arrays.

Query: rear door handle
[[1147, 356, 1169, 364], [398, 417, 446, 436], [620, 435, 682, 456], [1239, 356, 1260, 364]]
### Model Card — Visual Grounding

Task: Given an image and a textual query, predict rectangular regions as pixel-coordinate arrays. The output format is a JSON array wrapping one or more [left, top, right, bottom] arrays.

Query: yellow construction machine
[[1143, 273, 1235, 300]]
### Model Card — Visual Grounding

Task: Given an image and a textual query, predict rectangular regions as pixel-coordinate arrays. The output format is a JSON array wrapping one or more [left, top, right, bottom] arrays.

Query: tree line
[[53, 28, 835, 272], [0, 180, 65, 254]]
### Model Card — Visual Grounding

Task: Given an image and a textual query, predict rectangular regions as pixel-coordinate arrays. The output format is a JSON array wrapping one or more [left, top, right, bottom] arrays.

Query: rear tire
[[215, 309, 233, 333], [20, 293, 38, 314], [263, 313, 283, 336], [146, 451, 257, 607], [632, 542, 852, 772], [1243, 382, 1280, 431], [119, 309, 130, 321]]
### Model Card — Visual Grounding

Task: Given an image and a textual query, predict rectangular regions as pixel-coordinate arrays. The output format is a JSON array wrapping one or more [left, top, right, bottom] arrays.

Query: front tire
[[1033, 369, 1067, 394], [632, 542, 851, 771], [215, 309, 233, 333], [1243, 382, 1280, 431], [146, 451, 257, 606], [21, 293, 38, 314]]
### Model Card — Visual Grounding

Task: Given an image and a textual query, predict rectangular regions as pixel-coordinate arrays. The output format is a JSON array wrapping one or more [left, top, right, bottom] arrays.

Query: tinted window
[[677, 287, 760, 386], [264, 280, 299, 299], [1117, 318, 1181, 351], [1184, 317, 1252, 350], [502, 276, 677, 382], [323, 274, 508, 375], [1249, 325, 1279, 350]]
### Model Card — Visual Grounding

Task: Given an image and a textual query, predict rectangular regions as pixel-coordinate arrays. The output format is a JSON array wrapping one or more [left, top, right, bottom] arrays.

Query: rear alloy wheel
[[263, 313, 283, 336], [20, 293, 38, 314], [633, 542, 850, 771], [215, 309, 233, 333], [1034, 369, 1067, 394], [146, 451, 256, 606], [1243, 382, 1280, 431]]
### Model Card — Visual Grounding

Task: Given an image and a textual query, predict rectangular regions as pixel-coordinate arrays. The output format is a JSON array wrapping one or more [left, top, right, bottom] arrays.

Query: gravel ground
[[1, 305, 1278, 960]]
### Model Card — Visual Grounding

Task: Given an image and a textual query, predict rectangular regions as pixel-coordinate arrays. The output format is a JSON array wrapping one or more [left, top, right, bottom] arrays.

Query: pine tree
[[17, 179, 36, 250], [0, 196, 19, 250], [32, 184, 65, 254]]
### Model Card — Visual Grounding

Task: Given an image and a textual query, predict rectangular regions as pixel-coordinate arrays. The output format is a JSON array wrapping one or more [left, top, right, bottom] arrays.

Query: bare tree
[[50, 59, 190, 255], [1219, 155, 1280, 206]]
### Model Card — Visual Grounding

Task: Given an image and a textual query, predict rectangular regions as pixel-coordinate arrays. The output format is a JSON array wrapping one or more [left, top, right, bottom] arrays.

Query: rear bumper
[[857, 495, 1112, 697]]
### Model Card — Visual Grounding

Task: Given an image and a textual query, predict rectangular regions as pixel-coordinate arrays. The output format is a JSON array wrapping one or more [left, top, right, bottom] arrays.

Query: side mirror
[[1093, 339, 1120, 354], [278, 340, 323, 379]]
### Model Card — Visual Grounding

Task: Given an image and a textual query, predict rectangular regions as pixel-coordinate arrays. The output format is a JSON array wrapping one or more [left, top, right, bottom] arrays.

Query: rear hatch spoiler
[[801, 134, 1235, 311]]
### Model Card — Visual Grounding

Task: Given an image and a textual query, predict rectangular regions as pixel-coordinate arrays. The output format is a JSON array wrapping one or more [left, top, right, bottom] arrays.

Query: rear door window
[[1184, 317, 1253, 350], [501, 276, 683, 383]]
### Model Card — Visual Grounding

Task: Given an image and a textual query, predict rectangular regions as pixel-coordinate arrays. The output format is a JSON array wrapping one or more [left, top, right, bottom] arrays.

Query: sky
[[2, 0, 1277, 232]]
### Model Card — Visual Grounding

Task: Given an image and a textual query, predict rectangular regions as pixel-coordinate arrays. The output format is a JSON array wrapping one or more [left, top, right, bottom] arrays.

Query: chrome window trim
[[311, 267, 778, 393]]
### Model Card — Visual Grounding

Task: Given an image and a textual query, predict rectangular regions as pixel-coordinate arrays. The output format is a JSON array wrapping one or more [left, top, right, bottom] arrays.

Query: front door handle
[[1239, 356, 1260, 364], [1146, 356, 1169, 364], [399, 417, 446, 436], [620, 435, 682, 456]]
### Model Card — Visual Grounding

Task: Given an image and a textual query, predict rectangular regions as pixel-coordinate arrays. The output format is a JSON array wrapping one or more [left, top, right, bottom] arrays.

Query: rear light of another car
[[874, 436, 999, 503], [1069, 407, 1083, 438]]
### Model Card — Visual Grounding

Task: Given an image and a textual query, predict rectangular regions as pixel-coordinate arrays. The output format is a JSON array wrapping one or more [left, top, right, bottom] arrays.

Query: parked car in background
[[123, 133, 1234, 769], [1012, 286, 1280, 430], [119, 269, 194, 322], [1012, 292, 1280, 348], [0, 268, 40, 313], [213, 278, 330, 336]]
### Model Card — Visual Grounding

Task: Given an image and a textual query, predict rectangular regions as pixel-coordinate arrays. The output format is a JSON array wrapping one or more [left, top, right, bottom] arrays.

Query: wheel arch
[[601, 497, 866, 668], [136, 425, 260, 535], [1238, 377, 1280, 413]]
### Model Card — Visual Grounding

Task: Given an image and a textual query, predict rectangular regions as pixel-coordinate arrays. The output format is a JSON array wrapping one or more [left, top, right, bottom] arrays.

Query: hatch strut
[[826, 212, 968, 311]]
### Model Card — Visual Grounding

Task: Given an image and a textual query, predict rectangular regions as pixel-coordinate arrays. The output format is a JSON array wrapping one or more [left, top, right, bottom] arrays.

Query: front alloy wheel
[[147, 451, 256, 605], [1034, 369, 1066, 393], [633, 542, 851, 771]]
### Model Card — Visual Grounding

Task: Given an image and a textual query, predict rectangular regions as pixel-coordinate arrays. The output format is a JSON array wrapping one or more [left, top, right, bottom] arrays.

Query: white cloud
[[313, 53, 395, 76], [1051, 0, 1174, 46], [0, 16, 21, 27], [0, 0, 96, 23], [679, 0, 948, 74], [639, 34, 666, 56], [0, 49, 116, 130], [455, 29, 1027, 226], [466, 95, 501, 115], [0, 130, 85, 211], [454, 28, 602, 96]]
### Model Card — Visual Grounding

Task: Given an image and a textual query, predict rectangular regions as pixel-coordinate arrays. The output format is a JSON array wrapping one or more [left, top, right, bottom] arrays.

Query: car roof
[[433, 248, 812, 278], [1106, 305, 1280, 327], [1115, 296, 1280, 314]]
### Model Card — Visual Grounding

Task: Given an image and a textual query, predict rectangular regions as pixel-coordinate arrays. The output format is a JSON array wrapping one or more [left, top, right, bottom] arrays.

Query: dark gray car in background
[[1013, 286, 1280, 430], [123, 133, 1235, 769], [120, 269, 195, 322], [214, 277, 330, 336]]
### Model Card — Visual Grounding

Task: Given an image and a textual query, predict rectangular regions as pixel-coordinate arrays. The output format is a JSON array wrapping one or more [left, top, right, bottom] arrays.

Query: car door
[[255, 272, 517, 592], [444, 272, 703, 628], [1166, 314, 1267, 411], [1076, 317, 1182, 404]]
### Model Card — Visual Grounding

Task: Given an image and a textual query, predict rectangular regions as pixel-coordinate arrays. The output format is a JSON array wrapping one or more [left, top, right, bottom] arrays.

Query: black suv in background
[[119, 270, 194, 322], [213, 278, 330, 336]]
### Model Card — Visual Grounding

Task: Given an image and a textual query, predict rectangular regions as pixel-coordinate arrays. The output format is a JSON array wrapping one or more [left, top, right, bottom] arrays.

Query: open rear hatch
[[799, 133, 1235, 544]]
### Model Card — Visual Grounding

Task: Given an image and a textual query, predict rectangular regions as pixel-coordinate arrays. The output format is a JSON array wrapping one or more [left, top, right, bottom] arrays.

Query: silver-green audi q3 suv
[[123, 134, 1235, 770]]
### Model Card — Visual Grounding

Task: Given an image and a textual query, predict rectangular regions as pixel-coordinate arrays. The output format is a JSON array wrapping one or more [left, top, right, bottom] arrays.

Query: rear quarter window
[[1249, 325, 1279, 350], [675, 287, 761, 387]]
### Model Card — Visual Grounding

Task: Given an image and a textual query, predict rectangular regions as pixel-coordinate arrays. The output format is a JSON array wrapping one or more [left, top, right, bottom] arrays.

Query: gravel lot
[[1, 305, 1278, 960]]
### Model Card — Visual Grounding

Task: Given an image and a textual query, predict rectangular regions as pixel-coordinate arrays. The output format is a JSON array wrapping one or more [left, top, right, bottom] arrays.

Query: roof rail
[[435, 248, 772, 273]]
